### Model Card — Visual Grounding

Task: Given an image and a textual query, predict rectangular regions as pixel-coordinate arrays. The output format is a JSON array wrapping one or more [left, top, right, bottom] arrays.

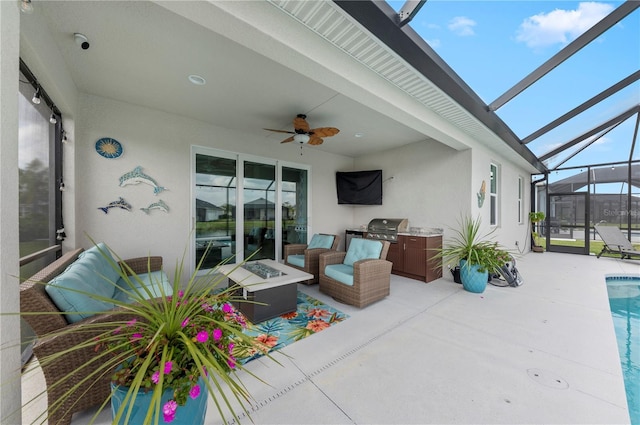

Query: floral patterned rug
[[235, 291, 349, 364]]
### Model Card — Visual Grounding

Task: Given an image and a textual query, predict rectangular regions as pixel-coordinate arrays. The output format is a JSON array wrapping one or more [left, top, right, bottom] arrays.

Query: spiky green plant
[[433, 215, 511, 273], [19, 241, 273, 425]]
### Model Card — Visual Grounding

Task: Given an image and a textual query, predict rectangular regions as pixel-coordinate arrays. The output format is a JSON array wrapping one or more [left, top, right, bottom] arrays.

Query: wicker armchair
[[20, 248, 164, 425], [319, 239, 391, 308], [284, 234, 340, 284]]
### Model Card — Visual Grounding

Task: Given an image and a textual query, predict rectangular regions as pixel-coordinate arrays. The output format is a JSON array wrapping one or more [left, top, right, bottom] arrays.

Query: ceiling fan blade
[[280, 136, 295, 143], [293, 115, 310, 133], [310, 127, 340, 137], [264, 128, 295, 134], [308, 136, 324, 145]]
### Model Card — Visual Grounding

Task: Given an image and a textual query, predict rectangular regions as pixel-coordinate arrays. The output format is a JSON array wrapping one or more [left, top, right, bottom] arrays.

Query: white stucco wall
[[73, 94, 354, 278], [353, 138, 532, 253], [352, 140, 472, 230]]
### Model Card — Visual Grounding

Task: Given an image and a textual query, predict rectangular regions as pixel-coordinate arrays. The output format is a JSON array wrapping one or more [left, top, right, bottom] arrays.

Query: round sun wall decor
[[95, 137, 123, 159]]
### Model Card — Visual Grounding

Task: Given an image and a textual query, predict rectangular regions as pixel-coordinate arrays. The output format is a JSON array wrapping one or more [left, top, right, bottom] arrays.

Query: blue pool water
[[606, 276, 640, 425]]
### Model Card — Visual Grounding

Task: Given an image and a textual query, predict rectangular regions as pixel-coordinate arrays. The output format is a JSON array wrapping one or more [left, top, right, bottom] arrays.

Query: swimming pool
[[606, 275, 640, 425]]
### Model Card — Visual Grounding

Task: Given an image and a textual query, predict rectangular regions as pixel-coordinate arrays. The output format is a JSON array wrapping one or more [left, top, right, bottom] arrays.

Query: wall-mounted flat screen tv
[[336, 170, 383, 205]]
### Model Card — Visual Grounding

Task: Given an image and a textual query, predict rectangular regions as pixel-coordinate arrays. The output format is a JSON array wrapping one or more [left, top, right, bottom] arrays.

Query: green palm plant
[[19, 241, 272, 425], [434, 215, 511, 274]]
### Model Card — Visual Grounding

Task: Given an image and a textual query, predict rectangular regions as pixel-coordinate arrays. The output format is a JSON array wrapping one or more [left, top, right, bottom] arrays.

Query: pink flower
[[227, 356, 236, 369], [222, 303, 233, 313], [151, 370, 160, 384], [130, 333, 142, 341], [178, 290, 184, 298], [181, 317, 189, 328], [162, 400, 177, 423], [196, 331, 209, 343], [163, 361, 172, 375], [228, 342, 235, 353], [212, 328, 222, 342], [189, 384, 201, 399], [126, 318, 137, 326]]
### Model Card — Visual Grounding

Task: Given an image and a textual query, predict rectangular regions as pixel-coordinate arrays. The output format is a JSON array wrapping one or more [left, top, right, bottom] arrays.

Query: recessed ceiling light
[[354, 133, 365, 138], [188, 75, 206, 85]]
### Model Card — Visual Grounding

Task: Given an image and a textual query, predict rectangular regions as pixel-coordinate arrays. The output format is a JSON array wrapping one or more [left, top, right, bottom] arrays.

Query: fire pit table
[[217, 259, 313, 323]]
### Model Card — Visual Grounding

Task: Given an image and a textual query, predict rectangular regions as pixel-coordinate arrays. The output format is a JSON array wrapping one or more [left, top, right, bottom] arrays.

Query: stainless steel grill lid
[[366, 218, 408, 243]]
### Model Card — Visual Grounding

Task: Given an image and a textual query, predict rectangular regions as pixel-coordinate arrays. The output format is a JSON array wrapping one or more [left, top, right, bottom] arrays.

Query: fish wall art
[[98, 197, 132, 214], [119, 166, 167, 195], [477, 180, 486, 208], [140, 200, 169, 214]]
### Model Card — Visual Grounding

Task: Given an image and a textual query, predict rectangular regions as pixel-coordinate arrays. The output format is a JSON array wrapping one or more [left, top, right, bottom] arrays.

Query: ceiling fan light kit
[[264, 114, 339, 146], [293, 133, 310, 144]]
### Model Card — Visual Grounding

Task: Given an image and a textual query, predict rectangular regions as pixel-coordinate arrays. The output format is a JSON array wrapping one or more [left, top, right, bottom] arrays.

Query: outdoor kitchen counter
[[388, 232, 443, 283]]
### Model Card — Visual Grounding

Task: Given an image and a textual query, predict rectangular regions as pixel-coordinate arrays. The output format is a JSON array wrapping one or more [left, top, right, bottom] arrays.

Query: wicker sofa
[[20, 245, 169, 425], [319, 239, 391, 308]]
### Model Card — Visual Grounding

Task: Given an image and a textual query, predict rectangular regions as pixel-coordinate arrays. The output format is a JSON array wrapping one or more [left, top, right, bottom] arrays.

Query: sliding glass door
[[243, 161, 276, 261], [194, 153, 237, 268], [192, 147, 309, 271], [282, 167, 308, 250]]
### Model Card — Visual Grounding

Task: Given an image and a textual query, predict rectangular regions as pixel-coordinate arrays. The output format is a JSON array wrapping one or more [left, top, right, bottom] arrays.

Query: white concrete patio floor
[[23, 251, 638, 424]]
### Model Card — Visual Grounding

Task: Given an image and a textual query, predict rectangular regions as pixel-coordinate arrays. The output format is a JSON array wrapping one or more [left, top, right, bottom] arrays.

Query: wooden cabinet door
[[403, 236, 426, 276]]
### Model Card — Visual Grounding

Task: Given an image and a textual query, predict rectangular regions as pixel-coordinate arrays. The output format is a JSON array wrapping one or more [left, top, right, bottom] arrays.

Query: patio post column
[[0, 1, 22, 423]]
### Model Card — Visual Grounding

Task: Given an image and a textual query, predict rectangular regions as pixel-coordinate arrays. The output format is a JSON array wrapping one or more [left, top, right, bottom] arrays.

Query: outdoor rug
[[235, 291, 349, 364]]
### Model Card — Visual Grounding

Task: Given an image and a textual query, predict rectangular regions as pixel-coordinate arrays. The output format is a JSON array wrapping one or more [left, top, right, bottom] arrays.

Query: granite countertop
[[346, 227, 443, 236], [398, 231, 443, 237]]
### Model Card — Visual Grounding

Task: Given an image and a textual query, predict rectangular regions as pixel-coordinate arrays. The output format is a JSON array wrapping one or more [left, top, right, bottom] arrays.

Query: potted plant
[[21, 242, 271, 425], [529, 211, 545, 252], [434, 215, 511, 293]]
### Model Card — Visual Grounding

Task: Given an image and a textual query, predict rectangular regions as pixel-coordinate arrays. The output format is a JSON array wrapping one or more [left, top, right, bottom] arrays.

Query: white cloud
[[448, 16, 476, 36], [427, 38, 442, 48], [516, 2, 614, 49]]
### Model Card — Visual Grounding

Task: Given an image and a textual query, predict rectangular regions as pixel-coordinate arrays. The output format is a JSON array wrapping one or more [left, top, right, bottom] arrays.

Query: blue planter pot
[[459, 260, 488, 293], [111, 377, 208, 424]]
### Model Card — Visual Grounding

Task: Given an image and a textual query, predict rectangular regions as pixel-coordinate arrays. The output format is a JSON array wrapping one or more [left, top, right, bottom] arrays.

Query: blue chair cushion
[[325, 264, 355, 286], [113, 271, 172, 303], [307, 234, 335, 249], [343, 238, 383, 266], [287, 254, 305, 268], [45, 243, 120, 323]]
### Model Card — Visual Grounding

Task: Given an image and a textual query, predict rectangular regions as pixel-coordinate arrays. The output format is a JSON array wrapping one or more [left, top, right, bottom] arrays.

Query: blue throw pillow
[[307, 234, 335, 249], [343, 238, 383, 266]]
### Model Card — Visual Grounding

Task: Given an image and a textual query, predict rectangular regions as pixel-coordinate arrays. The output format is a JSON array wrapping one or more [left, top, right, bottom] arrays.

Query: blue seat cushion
[[45, 243, 120, 323], [307, 234, 335, 249], [343, 238, 383, 266], [113, 271, 172, 303], [287, 254, 305, 268], [325, 264, 354, 286]]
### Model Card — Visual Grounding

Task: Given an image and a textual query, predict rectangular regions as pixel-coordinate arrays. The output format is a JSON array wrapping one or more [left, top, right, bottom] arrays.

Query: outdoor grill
[[365, 218, 408, 243]]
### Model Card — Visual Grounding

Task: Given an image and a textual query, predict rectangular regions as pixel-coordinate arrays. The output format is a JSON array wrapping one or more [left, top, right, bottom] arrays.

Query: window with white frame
[[490, 163, 499, 226], [517, 176, 524, 224]]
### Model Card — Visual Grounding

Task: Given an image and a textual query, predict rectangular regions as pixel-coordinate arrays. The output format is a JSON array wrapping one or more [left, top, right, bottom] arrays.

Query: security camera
[[74, 33, 90, 50]]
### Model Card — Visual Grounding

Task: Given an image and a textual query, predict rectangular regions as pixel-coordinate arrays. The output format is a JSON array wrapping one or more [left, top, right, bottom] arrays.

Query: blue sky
[[388, 1, 639, 170]]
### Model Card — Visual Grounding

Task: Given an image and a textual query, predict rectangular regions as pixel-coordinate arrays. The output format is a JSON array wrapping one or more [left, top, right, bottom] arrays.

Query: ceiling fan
[[264, 114, 340, 145]]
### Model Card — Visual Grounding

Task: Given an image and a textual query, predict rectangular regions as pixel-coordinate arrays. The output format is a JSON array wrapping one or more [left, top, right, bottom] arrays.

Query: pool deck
[[23, 251, 638, 424]]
